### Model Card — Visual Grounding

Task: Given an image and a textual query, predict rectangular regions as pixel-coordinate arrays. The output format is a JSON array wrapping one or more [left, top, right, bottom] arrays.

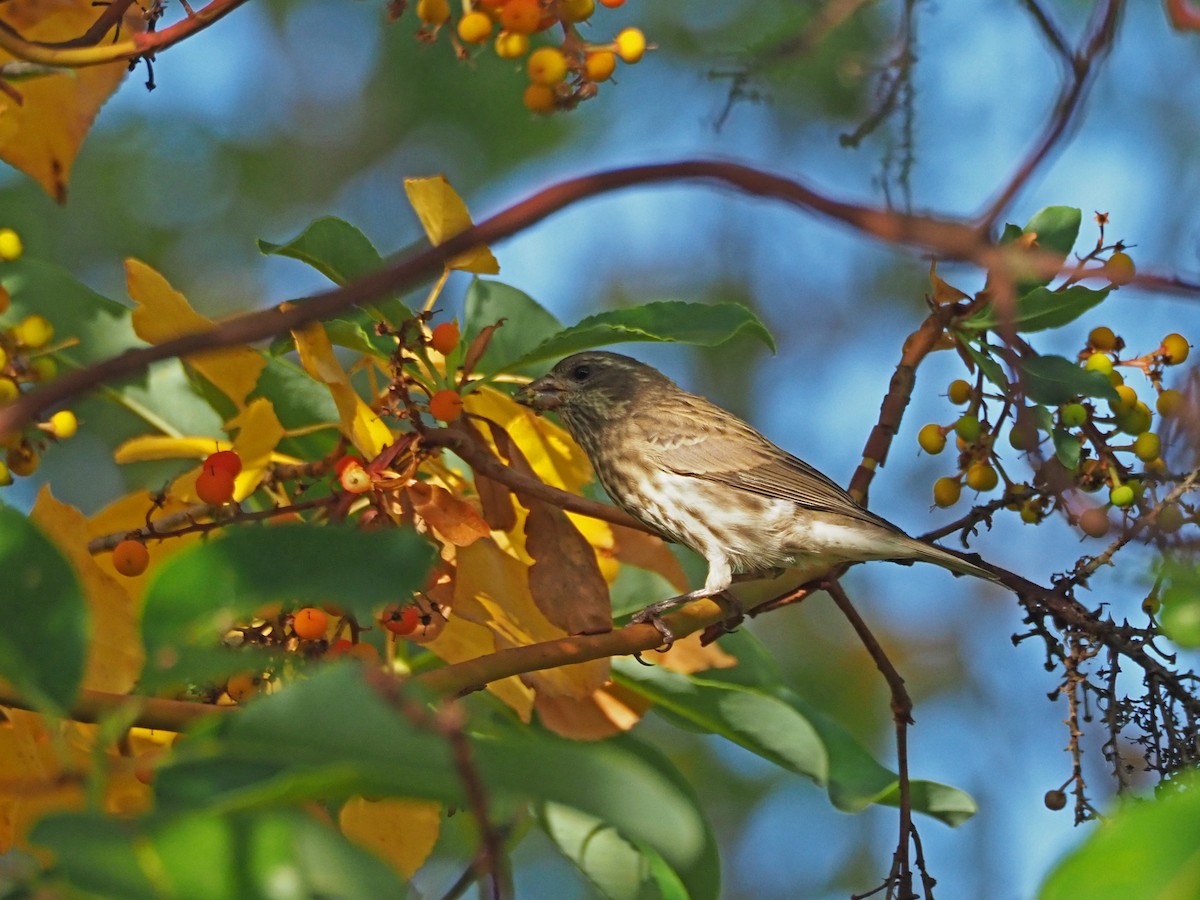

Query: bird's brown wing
[[634, 397, 901, 533]]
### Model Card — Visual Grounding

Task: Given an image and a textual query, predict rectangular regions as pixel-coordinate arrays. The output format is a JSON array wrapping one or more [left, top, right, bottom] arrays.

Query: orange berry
[[523, 83, 556, 114], [933, 477, 961, 508], [430, 321, 461, 355], [204, 449, 242, 477], [195, 466, 236, 505], [429, 389, 465, 422], [326, 638, 355, 659], [225, 672, 264, 703], [500, 0, 543, 35], [339, 463, 373, 494], [381, 604, 422, 636], [947, 379, 972, 405], [112, 539, 150, 577], [334, 454, 362, 477], [293, 607, 329, 641], [584, 50, 616, 82], [615, 27, 646, 63], [527, 46, 568, 85], [965, 462, 999, 492], [457, 10, 493, 43], [598, 0, 624, 6]]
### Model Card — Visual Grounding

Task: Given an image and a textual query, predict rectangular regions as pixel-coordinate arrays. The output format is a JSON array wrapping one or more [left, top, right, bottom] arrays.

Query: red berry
[[339, 463, 373, 494], [381, 604, 422, 636], [429, 389, 465, 423], [204, 449, 242, 477], [430, 322, 460, 355], [293, 607, 329, 641], [112, 539, 150, 577], [195, 466, 236, 505], [334, 454, 363, 477]]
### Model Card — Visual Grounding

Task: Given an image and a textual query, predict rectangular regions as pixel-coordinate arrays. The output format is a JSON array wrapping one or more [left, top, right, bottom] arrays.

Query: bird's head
[[516, 351, 672, 427]]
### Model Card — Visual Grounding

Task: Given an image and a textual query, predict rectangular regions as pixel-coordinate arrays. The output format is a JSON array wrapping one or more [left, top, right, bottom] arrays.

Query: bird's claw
[[631, 606, 676, 653]]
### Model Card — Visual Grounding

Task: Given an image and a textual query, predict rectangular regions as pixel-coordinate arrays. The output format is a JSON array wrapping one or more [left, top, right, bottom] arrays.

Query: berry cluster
[[414, 0, 647, 114], [920, 322, 1192, 538]]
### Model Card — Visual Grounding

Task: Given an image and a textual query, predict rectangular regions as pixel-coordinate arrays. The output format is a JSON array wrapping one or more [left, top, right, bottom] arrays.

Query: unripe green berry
[[933, 477, 961, 508], [1109, 484, 1135, 508], [1060, 403, 1087, 428], [954, 414, 982, 443], [1142, 593, 1161, 616], [1157, 504, 1185, 534], [918, 423, 947, 454], [1115, 402, 1152, 437], [1020, 501, 1041, 524], [1084, 353, 1114, 376], [947, 379, 972, 405]]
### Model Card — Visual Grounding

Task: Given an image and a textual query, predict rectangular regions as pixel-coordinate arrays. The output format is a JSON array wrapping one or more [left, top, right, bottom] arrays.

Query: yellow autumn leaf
[[535, 681, 650, 741], [126, 259, 267, 407], [338, 796, 441, 879], [31, 488, 142, 693], [403, 176, 500, 274], [292, 322, 392, 457], [0, 0, 143, 201], [422, 612, 534, 720]]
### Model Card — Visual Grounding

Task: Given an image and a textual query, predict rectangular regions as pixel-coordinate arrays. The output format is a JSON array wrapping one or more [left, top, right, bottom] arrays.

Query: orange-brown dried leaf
[[929, 260, 970, 305], [459, 318, 504, 382], [407, 481, 490, 546], [0, 0, 144, 201], [474, 471, 517, 531], [534, 681, 649, 741], [654, 632, 738, 675], [524, 499, 611, 636]]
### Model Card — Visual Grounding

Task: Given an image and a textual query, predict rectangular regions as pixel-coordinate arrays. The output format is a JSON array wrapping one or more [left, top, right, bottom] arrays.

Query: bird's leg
[[631, 557, 734, 651]]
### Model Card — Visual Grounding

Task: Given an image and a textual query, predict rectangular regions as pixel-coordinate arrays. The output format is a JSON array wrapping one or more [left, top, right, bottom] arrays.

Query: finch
[[517, 351, 995, 638]]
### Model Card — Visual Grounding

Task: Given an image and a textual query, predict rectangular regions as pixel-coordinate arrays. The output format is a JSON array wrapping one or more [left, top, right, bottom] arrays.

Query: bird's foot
[[631, 597, 682, 654], [713, 590, 744, 635]]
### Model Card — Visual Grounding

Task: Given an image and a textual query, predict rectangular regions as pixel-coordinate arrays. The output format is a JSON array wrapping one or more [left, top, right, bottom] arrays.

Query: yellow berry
[[47, 410, 77, 439], [965, 462, 999, 492], [0, 228, 22, 262], [1109, 384, 1138, 414], [933, 477, 961, 508], [523, 83, 556, 114], [1087, 326, 1118, 351], [0, 346, 7, 372], [560, 0, 594, 21], [1157, 389, 1184, 417], [947, 379, 972, 405], [13, 314, 53, 349], [917, 423, 946, 455], [1105, 251, 1135, 286], [1132, 432, 1161, 462], [584, 50, 617, 82], [615, 27, 646, 63], [457, 11, 493, 43], [1109, 484, 1135, 508], [339, 464, 373, 494], [416, 0, 449, 24], [1084, 353, 1113, 375], [494, 30, 530, 59], [1115, 401, 1152, 437], [0, 460, 11, 487], [527, 47, 568, 85], [954, 414, 982, 443], [0, 378, 17, 403], [1162, 333, 1190, 366]]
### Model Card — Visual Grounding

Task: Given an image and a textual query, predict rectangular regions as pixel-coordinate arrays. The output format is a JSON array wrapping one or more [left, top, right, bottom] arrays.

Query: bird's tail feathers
[[902, 539, 1000, 583]]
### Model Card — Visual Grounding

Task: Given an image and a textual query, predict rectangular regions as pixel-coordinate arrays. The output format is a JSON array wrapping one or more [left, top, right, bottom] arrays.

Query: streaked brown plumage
[[517, 351, 994, 635]]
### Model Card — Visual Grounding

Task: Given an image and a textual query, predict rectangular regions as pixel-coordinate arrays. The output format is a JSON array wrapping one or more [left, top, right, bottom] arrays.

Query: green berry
[[1084, 353, 1114, 376], [1060, 403, 1087, 428], [1157, 504, 1185, 534], [954, 414, 982, 443], [1109, 484, 1135, 508], [1115, 402, 1152, 437]]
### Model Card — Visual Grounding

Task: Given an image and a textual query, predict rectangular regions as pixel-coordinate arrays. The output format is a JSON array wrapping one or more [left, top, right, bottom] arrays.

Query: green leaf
[[258, 217, 384, 286], [1160, 565, 1200, 648], [0, 507, 87, 712], [139, 525, 435, 687], [31, 807, 406, 900], [1019, 355, 1119, 406], [999, 223, 1024, 244], [154, 667, 718, 892], [509, 301, 776, 371], [463, 279, 564, 376], [959, 285, 1110, 334], [1039, 776, 1200, 900], [957, 341, 1009, 390], [1023, 206, 1082, 266], [1052, 428, 1081, 470]]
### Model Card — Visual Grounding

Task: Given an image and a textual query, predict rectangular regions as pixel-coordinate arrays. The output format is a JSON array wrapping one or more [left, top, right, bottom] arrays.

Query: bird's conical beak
[[516, 374, 564, 411]]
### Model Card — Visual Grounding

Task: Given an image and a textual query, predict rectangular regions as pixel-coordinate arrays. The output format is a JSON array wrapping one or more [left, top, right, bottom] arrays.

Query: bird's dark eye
[[570, 364, 591, 382]]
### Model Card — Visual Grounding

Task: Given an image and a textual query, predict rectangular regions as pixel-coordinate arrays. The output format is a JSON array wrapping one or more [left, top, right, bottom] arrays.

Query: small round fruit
[[13, 314, 53, 349], [112, 539, 150, 577], [1008, 423, 1038, 451], [598, 0, 624, 6], [47, 410, 77, 439], [500, 0, 542, 34], [1115, 402, 1152, 437], [0, 460, 11, 487], [560, 0, 593, 21], [0, 378, 17, 403], [27, 357, 55, 381], [1060, 403, 1087, 428], [195, 466, 236, 505], [429, 388, 465, 422], [1162, 333, 1190, 366], [1087, 326, 1118, 351], [495, 30, 530, 58], [6, 443, 38, 476], [429, 321, 460, 354], [954, 414, 982, 443], [1109, 484, 1135, 508], [1132, 431, 1161, 463], [225, 672, 263, 703], [293, 607, 329, 641], [1084, 353, 1113, 376], [339, 463, 373, 494], [1044, 790, 1067, 811], [0, 228, 23, 262], [1157, 389, 1184, 417], [933, 477, 961, 508], [965, 462, 999, 492], [523, 83, 556, 114], [527, 47, 568, 85], [1142, 593, 1161, 616], [584, 50, 617, 82], [1019, 501, 1041, 525], [457, 10, 493, 43], [204, 449, 242, 477], [1077, 507, 1110, 538], [947, 379, 972, 405], [1157, 503, 1185, 534], [1105, 251, 1135, 286], [1109, 384, 1138, 414], [416, 0, 449, 25], [381, 604, 422, 636], [333, 454, 362, 477], [917, 423, 946, 455], [615, 27, 646, 63]]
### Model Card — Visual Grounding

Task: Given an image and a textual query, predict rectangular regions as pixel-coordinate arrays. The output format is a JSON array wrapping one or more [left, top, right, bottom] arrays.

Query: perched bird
[[517, 351, 996, 641]]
